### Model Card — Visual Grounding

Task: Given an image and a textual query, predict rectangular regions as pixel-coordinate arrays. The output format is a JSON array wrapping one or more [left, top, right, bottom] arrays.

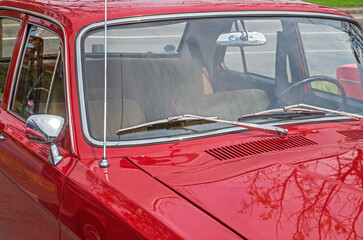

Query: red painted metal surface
[[159, 149, 363, 239], [0, 0, 350, 34], [0, 109, 76, 238], [337, 64, 363, 100], [60, 159, 241, 239], [55, 120, 363, 239], [0, 9, 76, 239], [0, 0, 362, 239], [156, 132, 363, 239]]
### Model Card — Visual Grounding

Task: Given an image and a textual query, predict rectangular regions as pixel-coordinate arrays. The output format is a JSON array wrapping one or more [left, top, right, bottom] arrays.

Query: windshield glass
[[81, 17, 363, 141]]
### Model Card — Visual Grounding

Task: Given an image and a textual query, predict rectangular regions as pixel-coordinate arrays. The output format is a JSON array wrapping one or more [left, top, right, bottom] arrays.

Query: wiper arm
[[283, 104, 363, 121], [116, 115, 218, 135], [239, 103, 363, 122], [116, 114, 288, 138], [239, 110, 325, 121]]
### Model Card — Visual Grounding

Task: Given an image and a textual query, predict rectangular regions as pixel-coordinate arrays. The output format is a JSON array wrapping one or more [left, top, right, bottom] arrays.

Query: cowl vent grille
[[337, 130, 363, 140], [205, 135, 317, 160]]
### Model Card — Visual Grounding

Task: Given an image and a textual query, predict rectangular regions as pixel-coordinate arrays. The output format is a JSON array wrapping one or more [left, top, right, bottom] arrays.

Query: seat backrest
[[171, 89, 269, 120], [87, 99, 145, 139], [84, 58, 212, 122]]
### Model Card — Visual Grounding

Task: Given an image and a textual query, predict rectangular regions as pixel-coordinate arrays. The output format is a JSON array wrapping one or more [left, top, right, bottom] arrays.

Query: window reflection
[[12, 26, 65, 119]]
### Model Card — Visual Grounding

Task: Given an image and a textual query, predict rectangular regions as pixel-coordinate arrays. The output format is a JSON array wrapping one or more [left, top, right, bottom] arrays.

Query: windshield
[[81, 16, 363, 142]]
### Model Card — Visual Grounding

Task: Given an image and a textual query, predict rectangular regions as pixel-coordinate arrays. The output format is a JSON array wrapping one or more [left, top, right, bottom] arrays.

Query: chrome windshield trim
[[0, 6, 76, 155], [76, 11, 358, 147], [79, 11, 356, 31], [103, 116, 352, 147]]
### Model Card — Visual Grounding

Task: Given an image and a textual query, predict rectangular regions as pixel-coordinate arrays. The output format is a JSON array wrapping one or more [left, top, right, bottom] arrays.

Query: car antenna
[[100, 0, 110, 168]]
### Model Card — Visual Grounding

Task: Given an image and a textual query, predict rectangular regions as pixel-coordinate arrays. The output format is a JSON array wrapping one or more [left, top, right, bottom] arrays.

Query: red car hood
[[126, 122, 363, 239]]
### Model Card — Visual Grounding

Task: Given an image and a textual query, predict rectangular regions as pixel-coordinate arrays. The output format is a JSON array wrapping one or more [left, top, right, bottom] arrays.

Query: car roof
[[0, 0, 352, 35]]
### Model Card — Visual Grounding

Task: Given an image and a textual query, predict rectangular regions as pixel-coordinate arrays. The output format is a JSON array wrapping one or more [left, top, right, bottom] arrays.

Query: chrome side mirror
[[26, 114, 65, 166]]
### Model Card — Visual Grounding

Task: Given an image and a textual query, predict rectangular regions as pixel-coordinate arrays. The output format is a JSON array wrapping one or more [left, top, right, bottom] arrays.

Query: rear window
[[84, 22, 186, 54], [0, 18, 21, 104]]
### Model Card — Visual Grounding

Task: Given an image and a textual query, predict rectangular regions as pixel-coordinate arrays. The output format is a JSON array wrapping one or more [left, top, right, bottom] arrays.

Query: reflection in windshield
[[81, 17, 363, 141]]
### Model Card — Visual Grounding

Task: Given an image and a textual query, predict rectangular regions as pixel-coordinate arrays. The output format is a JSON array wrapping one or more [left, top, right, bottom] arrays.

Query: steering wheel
[[272, 76, 347, 110], [22, 87, 49, 117]]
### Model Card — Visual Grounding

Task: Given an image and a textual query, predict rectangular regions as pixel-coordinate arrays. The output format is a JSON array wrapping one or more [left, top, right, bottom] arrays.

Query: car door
[[0, 14, 75, 239]]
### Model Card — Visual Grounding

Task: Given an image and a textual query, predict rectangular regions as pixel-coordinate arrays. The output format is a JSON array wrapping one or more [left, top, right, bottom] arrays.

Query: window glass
[[224, 21, 245, 72], [299, 22, 357, 94], [0, 18, 21, 104], [84, 22, 186, 54], [81, 18, 363, 143], [12, 26, 65, 119], [224, 46, 244, 72], [223, 19, 282, 78]]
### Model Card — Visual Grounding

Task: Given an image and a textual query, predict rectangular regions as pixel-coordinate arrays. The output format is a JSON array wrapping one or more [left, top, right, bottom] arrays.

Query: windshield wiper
[[239, 110, 325, 121], [239, 103, 363, 122], [116, 114, 288, 138]]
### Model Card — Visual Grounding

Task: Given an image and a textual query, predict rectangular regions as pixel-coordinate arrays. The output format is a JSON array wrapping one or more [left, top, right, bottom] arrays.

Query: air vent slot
[[205, 135, 317, 160], [337, 130, 363, 140]]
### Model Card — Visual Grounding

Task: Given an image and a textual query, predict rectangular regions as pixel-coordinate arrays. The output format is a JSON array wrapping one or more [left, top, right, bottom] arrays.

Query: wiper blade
[[284, 104, 363, 121], [116, 115, 218, 135], [239, 104, 363, 122], [239, 110, 325, 121], [116, 114, 288, 138]]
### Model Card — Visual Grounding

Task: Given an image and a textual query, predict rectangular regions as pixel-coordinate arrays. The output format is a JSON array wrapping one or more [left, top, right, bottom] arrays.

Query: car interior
[[82, 17, 363, 140]]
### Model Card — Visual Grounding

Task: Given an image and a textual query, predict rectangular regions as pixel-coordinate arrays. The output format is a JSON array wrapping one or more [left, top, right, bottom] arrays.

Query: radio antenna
[[100, 0, 110, 168]]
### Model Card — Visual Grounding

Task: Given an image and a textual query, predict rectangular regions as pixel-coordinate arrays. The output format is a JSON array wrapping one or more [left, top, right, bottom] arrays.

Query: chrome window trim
[[77, 11, 358, 147], [10, 24, 65, 121], [8, 21, 30, 121], [0, 6, 75, 155]]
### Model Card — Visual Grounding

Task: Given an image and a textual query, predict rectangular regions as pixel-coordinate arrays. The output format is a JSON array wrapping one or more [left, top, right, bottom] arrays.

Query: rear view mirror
[[216, 32, 267, 46]]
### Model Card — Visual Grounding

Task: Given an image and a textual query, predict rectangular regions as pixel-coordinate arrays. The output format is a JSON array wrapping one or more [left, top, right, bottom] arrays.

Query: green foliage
[[311, 81, 338, 94], [304, 0, 363, 7]]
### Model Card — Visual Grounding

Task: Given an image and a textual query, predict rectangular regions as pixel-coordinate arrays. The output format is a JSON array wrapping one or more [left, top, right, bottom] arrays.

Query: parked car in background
[[0, 0, 362, 239]]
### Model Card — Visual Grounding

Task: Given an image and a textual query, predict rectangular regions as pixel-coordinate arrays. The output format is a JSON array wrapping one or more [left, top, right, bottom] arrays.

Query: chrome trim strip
[[76, 11, 358, 147], [80, 11, 357, 31], [0, 6, 76, 155], [8, 109, 26, 122], [339, 78, 361, 84]]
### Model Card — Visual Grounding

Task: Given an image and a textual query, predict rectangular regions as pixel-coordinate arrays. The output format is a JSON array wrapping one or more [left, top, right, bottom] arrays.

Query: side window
[[224, 19, 282, 78], [12, 26, 65, 119], [0, 18, 21, 104]]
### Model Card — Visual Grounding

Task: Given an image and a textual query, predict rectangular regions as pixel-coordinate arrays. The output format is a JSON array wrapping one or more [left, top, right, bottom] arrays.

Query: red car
[[0, 0, 362, 239]]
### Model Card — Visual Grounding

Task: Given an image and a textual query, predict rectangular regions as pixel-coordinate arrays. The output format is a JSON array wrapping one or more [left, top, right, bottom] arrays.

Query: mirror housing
[[26, 114, 65, 166], [26, 114, 64, 144], [216, 31, 267, 46]]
